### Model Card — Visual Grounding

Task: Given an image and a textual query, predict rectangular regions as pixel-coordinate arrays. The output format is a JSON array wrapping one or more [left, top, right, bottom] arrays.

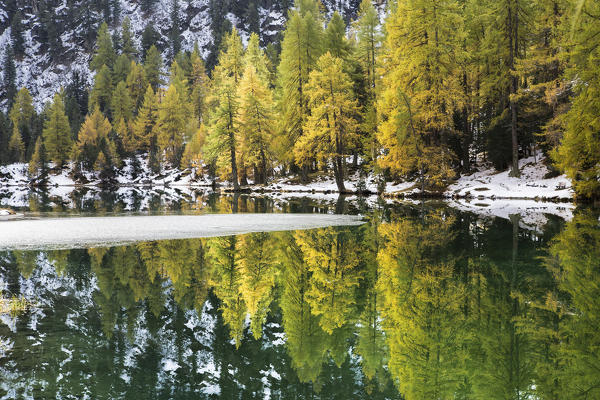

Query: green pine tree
[[91, 22, 116, 71]]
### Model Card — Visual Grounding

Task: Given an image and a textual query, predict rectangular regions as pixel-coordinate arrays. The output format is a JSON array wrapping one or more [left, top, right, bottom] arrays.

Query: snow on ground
[[0, 214, 365, 251], [0, 153, 576, 201], [446, 153, 573, 200], [263, 171, 417, 195]]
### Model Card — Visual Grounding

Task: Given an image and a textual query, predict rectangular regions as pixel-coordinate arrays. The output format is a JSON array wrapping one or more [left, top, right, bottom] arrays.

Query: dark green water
[[1, 196, 599, 399]]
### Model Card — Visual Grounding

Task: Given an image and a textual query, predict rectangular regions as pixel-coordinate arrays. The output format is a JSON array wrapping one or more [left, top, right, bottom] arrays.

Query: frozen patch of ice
[[0, 214, 364, 251]]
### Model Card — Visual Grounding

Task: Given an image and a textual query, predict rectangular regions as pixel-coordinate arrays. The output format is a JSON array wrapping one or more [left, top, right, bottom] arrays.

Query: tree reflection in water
[[1, 204, 598, 399]]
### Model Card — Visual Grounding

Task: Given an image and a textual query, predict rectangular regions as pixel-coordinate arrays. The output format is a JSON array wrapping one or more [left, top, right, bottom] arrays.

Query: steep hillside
[[0, 0, 378, 109]]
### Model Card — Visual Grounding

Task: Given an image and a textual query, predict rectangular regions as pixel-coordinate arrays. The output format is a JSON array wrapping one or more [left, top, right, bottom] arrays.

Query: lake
[[0, 192, 598, 399]]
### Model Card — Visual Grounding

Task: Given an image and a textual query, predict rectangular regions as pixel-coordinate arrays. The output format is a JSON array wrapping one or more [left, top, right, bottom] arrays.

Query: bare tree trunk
[[508, 5, 520, 177], [229, 132, 239, 191]]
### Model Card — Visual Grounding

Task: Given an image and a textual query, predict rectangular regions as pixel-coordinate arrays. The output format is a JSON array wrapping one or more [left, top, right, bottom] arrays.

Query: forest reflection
[[1, 205, 599, 399]]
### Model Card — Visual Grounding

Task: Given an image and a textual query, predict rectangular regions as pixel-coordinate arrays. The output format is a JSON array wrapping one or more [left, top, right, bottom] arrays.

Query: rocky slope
[[0, 0, 385, 110]]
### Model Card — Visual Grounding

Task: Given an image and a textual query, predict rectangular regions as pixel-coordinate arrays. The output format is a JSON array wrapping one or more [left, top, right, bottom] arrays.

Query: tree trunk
[[334, 156, 346, 192], [229, 131, 239, 191], [508, 5, 520, 177], [260, 146, 267, 184]]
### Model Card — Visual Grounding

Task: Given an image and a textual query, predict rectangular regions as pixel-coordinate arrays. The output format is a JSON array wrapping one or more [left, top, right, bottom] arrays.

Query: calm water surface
[[0, 194, 598, 399]]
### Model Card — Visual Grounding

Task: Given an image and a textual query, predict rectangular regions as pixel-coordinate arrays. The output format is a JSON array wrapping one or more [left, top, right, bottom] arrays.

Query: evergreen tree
[[2, 44, 18, 107], [43, 93, 72, 167], [141, 24, 161, 58], [144, 45, 163, 90], [296, 52, 358, 192], [10, 10, 25, 58], [482, 0, 532, 176], [244, 2, 260, 35], [64, 71, 89, 139], [141, 0, 157, 14], [0, 112, 10, 165], [91, 22, 116, 71], [169, 0, 182, 57]]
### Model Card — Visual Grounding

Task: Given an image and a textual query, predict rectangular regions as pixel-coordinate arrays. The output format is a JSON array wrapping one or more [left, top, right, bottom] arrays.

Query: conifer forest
[[1, 1, 600, 399], [0, 0, 598, 200]]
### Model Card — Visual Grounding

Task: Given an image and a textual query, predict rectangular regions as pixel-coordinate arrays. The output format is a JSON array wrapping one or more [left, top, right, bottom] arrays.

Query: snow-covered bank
[[0, 214, 365, 251], [0, 153, 575, 201], [446, 154, 573, 201]]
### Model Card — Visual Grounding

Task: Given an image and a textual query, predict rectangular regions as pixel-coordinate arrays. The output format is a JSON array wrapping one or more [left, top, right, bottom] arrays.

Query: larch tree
[[154, 84, 188, 166], [324, 12, 351, 61], [111, 81, 134, 124], [204, 28, 244, 190], [89, 65, 113, 116], [113, 54, 132, 85], [352, 0, 382, 167], [481, 0, 532, 176], [295, 52, 358, 192], [9, 87, 36, 155], [43, 93, 72, 167], [190, 44, 210, 121], [132, 84, 158, 152], [276, 0, 324, 177], [553, 0, 600, 200], [243, 33, 271, 85], [237, 64, 275, 185], [377, 214, 466, 399], [7, 126, 25, 163], [133, 84, 158, 151], [181, 123, 206, 169], [74, 107, 115, 170], [377, 0, 465, 191], [277, 231, 329, 384], [126, 61, 148, 112], [28, 137, 47, 178]]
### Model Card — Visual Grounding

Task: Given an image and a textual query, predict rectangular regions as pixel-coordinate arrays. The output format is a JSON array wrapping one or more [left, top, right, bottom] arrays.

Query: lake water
[[0, 193, 598, 399]]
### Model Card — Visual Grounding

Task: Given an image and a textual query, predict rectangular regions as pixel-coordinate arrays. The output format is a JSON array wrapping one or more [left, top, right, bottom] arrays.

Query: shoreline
[[0, 182, 575, 203]]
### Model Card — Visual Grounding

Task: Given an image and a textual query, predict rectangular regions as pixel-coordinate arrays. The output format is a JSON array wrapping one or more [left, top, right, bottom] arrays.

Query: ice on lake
[[0, 213, 364, 250]]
